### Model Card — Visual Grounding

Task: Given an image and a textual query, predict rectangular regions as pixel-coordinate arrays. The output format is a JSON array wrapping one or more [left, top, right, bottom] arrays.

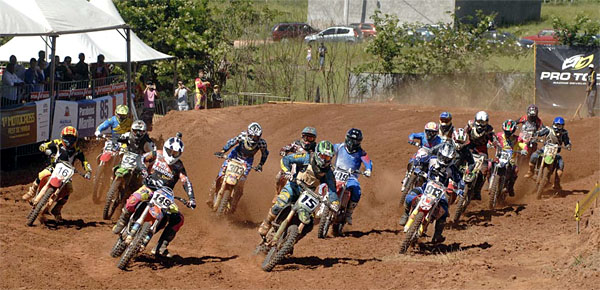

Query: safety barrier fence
[[575, 183, 600, 234]]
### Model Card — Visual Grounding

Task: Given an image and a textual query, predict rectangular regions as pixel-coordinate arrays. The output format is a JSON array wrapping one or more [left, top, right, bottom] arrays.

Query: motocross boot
[[398, 206, 410, 226], [431, 219, 446, 244], [22, 180, 39, 204], [112, 208, 132, 234], [152, 240, 173, 258], [553, 170, 563, 190], [258, 212, 276, 237], [524, 162, 535, 178], [345, 201, 358, 225]]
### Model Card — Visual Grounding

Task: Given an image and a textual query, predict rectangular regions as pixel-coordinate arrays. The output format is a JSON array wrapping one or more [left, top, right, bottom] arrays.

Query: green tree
[[552, 14, 600, 46]]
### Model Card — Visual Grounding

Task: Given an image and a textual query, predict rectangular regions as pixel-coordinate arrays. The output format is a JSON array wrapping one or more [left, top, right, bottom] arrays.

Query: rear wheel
[[261, 225, 299, 272], [103, 177, 123, 220], [117, 222, 151, 270], [400, 174, 417, 208], [399, 211, 424, 254], [536, 166, 550, 200], [26, 188, 54, 227], [452, 184, 470, 224], [92, 163, 108, 204]]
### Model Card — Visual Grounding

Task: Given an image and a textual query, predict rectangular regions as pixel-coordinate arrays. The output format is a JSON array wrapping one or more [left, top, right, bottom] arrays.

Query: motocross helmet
[[424, 122, 439, 141], [61, 126, 78, 150], [244, 122, 262, 150], [130, 120, 147, 141], [552, 116, 565, 131], [345, 128, 363, 153], [502, 119, 517, 137], [301, 126, 317, 151], [313, 140, 335, 169], [452, 128, 468, 150], [116, 105, 129, 122], [163, 135, 184, 165], [474, 111, 489, 133], [436, 142, 456, 167], [439, 112, 453, 133], [527, 104, 538, 121]]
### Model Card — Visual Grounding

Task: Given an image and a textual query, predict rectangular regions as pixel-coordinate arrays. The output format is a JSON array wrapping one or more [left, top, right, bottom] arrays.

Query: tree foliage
[[552, 14, 600, 47]]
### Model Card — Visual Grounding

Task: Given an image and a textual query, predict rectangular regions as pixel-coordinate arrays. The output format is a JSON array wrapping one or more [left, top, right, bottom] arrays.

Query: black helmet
[[345, 128, 363, 153], [301, 127, 317, 152]]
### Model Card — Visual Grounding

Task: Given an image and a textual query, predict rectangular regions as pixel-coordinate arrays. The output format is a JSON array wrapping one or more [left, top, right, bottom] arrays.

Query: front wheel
[[117, 222, 151, 270], [216, 189, 231, 216], [110, 236, 127, 258], [26, 187, 55, 226], [488, 172, 501, 210], [103, 176, 123, 220], [261, 224, 299, 272], [399, 211, 424, 254], [317, 206, 331, 239], [452, 184, 470, 224], [535, 165, 550, 200], [92, 163, 108, 204]]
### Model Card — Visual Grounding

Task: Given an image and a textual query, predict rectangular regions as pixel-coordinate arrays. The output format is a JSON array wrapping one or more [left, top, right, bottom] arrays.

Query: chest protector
[[296, 164, 324, 190]]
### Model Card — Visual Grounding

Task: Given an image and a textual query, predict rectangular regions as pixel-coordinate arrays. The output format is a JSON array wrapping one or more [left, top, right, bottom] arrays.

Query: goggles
[[166, 148, 182, 158], [318, 153, 332, 162], [302, 134, 316, 142]]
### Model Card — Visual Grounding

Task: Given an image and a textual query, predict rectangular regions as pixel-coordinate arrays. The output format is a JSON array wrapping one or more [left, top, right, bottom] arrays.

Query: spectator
[[142, 81, 157, 131], [45, 55, 61, 81], [24, 58, 44, 92], [74, 53, 89, 82], [586, 64, 597, 117], [318, 42, 327, 71], [9, 55, 25, 80], [1, 63, 25, 103], [91, 54, 110, 86], [194, 69, 210, 110], [61, 56, 74, 82], [211, 85, 223, 108], [37, 50, 48, 70], [174, 80, 190, 111], [306, 45, 312, 69]]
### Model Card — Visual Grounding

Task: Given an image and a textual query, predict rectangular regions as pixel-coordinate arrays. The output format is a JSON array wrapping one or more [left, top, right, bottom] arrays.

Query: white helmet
[[245, 122, 262, 150], [131, 120, 147, 141], [163, 135, 184, 165], [474, 111, 489, 131]]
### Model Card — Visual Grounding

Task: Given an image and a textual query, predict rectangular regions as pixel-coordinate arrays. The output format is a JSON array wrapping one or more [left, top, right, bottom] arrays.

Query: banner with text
[[535, 45, 600, 109], [1, 103, 37, 149]]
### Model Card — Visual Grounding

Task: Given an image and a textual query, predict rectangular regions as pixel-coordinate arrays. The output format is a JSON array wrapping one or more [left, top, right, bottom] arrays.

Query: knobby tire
[[261, 225, 299, 272], [117, 222, 151, 270], [103, 177, 123, 220], [400, 211, 424, 254], [26, 188, 54, 227]]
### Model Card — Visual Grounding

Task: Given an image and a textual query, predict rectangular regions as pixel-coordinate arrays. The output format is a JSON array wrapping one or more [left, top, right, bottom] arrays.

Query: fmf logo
[[562, 54, 594, 70]]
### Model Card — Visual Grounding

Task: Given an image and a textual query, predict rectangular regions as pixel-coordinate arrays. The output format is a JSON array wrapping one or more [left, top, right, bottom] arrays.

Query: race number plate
[[152, 191, 173, 209], [500, 150, 512, 163], [423, 181, 444, 198], [544, 144, 558, 155], [121, 152, 138, 169], [227, 161, 245, 176], [53, 163, 75, 180], [103, 140, 114, 151], [298, 192, 319, 212], [334, 170, 350, 183]]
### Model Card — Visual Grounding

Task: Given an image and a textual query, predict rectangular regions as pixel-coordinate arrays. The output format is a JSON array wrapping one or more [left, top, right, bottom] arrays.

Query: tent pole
[[126, 27, 136, 120], [49, 35, 57, 139]]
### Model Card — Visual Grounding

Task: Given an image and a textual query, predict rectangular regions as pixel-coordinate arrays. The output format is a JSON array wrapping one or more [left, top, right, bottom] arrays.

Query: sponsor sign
[[51, 100, 79, 139], [35, 98, 51, 142], [95, 95, 113, 135], [1, 103, 37, 149], [77, 100, 96, 137], [535, 45, 600, 108]]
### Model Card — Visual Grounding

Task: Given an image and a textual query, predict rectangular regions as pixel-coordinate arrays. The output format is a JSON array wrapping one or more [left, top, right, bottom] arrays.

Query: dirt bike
[[26, 160, 85, 226], [102, 150, 143, 220], [488, 147, 518, 210], [399, 179, 449, 253], [517, 129, 538, 164], [316, 167, 366, 238], [255, 179, 335, 272], [110, 186, 188, 270], [452, 153, 485, 224], [92, 136, 122, 203], [400, 141, 431, 208], [211, 155, 259, 215], [534, 143, 562, 199]]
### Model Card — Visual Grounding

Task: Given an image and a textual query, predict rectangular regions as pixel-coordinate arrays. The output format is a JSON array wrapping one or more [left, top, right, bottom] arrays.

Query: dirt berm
[[1, 103, 599, 289]]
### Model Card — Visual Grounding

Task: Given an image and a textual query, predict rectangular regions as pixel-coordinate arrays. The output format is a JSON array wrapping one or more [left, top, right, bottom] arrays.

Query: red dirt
[[1, 103, 599, 289]]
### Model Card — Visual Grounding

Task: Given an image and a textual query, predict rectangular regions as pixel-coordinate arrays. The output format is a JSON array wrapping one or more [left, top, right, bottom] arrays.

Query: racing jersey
[[40, 139, 91, 173], [408, 132, 442, 149], [464, 120, 496, 154], [333, 143, 372, 179], [495, 132, 520, 162], [517, 115, 543, 134], [222, 131, 269, 165], [143, 150, 194, 200], [280, 139, 313, 156], [537, 126, 571, 152], [96, 115, 133, 136], [280, 152, 338, 203], [117, 132, 155, 155], [439, 124, 455, 142]]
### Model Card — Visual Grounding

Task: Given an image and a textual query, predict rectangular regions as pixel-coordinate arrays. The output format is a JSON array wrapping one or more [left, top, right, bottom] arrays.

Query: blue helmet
[[553, 116, 565, 130], [439, 111, 453, 132]]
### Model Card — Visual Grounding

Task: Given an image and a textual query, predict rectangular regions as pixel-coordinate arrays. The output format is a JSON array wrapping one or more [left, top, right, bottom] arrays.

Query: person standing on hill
[[318, 43, 327, 71], [586, 64, 597, 117], [194, 69, 210, 110], [174, 81, 190, 111]]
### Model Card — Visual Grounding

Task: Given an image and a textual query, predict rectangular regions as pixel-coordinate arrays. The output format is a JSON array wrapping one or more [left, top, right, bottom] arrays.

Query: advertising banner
[[94, 95, 114, 135], [0, 103, 37, 149], [51, 100, 79, 139], [535, 45, 600, 109], [77, 100, 96, 138], [35, 98, 51, 142]]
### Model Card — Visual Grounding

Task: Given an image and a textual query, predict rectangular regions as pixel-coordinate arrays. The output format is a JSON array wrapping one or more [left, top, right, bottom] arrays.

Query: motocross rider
[[525, 117, 572, 189], [22, 126, 92, 222], [516, 104, 544, 153], [258, 141, 338, 238], [274, 127, 317, 198], [208, 122, 269, 210], [438, 112, 454, 142], [409, 122, 442, 149], [94, 104, 133, 140], [112, 134, 196, 257], [115, 120, 156, 189], [399, 142, 464, 243], [493, 119, 524, 197], [333, 128, 373, 225], [464, 111, 497, 200]]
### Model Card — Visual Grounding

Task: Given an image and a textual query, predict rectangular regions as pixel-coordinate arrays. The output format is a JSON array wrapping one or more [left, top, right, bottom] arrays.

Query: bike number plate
[[424, 181, 444, 198], [53, 163, 74, 180], [299, 192, 319, 212], [334, 170, 350, 183], [500, 150, 512, 163], [152, 192, 173, 209], [544, 145, 558, 156], [121, 152, 138, 169], [226, 162, 245, 176], [103, 140, 114, 151]]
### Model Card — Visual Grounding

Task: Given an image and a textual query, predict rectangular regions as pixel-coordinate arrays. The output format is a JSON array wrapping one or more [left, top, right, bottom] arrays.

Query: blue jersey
[[333, 143, 373, 179], [281, 152, 338, 203], [96, 116, 132, 136], [409, 132, 442, 149], [421, 156, 464, 192], [222, 132, 269, 165]]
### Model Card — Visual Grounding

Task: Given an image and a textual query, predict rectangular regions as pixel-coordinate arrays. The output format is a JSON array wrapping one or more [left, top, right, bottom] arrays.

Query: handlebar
[[294, 178, 338, 212], [215, 154, 261, 171]]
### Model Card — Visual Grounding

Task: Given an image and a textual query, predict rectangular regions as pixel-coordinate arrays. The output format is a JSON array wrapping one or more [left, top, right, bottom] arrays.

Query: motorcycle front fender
[[115, 166, 131, 178], [225, 174, 240, 186], [100, 152, 113, 163], [49, 176, 64, 188], [543, 155, 555, 165]]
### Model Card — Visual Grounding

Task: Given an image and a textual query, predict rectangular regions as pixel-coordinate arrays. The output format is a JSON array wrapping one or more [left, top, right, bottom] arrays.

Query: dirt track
[[1, 103, 599, 289]]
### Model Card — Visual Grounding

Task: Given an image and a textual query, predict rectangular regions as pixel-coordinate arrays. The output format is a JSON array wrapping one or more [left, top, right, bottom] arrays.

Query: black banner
[[535, 45, 600, 109]]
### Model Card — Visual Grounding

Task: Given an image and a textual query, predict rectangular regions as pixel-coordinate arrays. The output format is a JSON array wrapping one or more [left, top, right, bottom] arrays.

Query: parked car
[[272, 22, 319, 41], [350, 23, 377, 38], [304, 26, 360, 44], [481, 31, 534, 49], [522, 29, 559, 45]]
